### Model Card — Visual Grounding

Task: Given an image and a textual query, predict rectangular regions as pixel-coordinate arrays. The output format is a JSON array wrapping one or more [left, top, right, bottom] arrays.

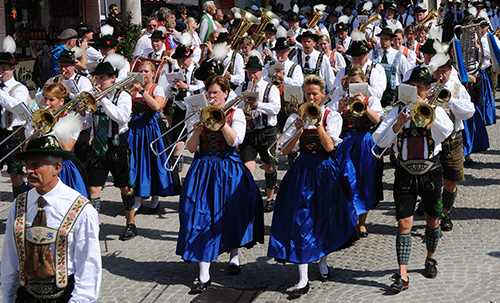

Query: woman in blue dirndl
[[331, 66, 383, 238], [268, 76, 356, 299], [128, 61, 180, 214], [30, 83, 89, 198], [176, 76, 264, 294]]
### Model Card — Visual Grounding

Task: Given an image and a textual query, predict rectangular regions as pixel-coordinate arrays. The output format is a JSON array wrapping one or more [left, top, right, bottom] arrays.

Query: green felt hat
[[403, 66, 436, 84], [171, 44, 193, 59], [15, 135, 74, 161], [0, 52, 18, 65]]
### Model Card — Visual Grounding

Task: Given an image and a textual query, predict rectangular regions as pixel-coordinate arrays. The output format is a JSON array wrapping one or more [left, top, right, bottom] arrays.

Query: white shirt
[[443, 79, 475, 132], [144, 45, 166, 60], [35, 73, 93, 108], [372, 104, 453, 160], [186, 107, 246, 146], [133, 31, 154, 58], [1, 180, 101, 303], [374, 47, 412, 87], [292, 49, 336, 92], [86, 46, 103, 63], [222, 49, 245, 88], [263, 59, 304, 87], [234, 78, 281, 129], [164, 63, 205, 110], [332, 59, 387, 100], [280, 107, 343, 152], [96, 89, 132, 135], [0, 77, 30, 128]]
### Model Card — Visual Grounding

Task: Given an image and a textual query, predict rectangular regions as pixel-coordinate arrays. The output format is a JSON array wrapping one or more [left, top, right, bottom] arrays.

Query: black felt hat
[[90, 61, 118, 75], [56, 50, 77, 64], [264, 23, 277, 33], [377, 27, 397, 38], [346, 40, 373, 57], [403, 66, 437, 83], [171, 44, 193, 59], [271, 37, 291, 51], [194, 58, 224, 81], [15, 135, 74, 161], [384, 2, 397, 11], [0, 52, 18, 65], [149, 30, 166, 40], [287, 11, 299, 22], [245, 55, 263, 70], [296, 29, 320, 43], [77, 23, 94, 37], [419, 39, 437, 54], [335, 22, 349, 33], [412, 6, 427, 15], [95, 34, 118, 49], [215, 32, 232, 44]]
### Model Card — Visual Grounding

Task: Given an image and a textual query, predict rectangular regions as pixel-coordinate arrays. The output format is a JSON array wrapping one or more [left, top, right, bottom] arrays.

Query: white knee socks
[[319, 255, 329, 275], [199, 262, 211, 283], [229, 248, 240, 266], [134, 197, 142, 211], [297, 263, 309, 289], [150, 195, 159, 209]]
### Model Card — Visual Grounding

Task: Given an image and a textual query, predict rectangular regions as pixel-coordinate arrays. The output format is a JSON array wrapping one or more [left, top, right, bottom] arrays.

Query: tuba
[[307, 8, 325, 29], [231, 9, 260, 50], [418, 8, 437, 27], [252, 8, 281, 48]]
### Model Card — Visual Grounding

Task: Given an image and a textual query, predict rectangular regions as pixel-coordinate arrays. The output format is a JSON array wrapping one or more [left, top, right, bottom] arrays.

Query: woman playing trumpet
[[128, 61, 180, 214], [330, 66, 383, 238], [267, 76, 356, 299], [176, 75, 263, 294]]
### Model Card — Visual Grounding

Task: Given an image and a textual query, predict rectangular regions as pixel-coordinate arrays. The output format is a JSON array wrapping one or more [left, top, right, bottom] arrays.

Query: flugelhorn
[[359, 14, 381, 33]]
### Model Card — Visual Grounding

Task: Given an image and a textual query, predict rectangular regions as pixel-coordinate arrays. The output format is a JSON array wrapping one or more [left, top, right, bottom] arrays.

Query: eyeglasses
[[148, 24, 157, 28], [112, 8, 119, 11]]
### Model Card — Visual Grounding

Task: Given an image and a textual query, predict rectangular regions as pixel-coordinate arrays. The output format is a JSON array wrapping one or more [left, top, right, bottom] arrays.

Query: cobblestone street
[[0, 103, 499, 303]]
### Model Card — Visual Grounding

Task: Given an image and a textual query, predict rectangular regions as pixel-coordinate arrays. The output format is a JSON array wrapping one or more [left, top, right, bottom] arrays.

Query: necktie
[[304, 55, 310, 69], [92, 113, 110, 156], [381, 50, 388, 64], [24, 197, 56, 282], [399, 15, 404, 25], [0, 82, 5, 89]]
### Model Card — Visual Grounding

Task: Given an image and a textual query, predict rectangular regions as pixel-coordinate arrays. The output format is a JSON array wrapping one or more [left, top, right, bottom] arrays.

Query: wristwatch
[[139, 89, 145, 94]]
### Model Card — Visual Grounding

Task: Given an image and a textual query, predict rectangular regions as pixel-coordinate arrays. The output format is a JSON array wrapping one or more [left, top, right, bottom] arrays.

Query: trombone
[[0, 73, 143, 163], [267, 88, 336, 161]]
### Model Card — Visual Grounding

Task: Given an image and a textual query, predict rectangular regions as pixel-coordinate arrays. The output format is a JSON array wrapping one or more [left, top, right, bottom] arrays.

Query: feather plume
[[277, 26, 287, 38], [211, 43, 229, 61], [104, 53, 126, 70], [314, 4, 327, 12], [426, 53, 450, 74], [362, 1, 373, 12], [478, 10, 489, 21], [100, 24, 114, 37], [180, 32, 192, 47], [351, 30, 366, 42], [433, 40, 445, 54], [335, 6, 344, 13], [469, 6, 478, 17], [50, 113, 83, 145], [293, 4, 299, 14], [271, 18, 280, 27], [71, 46, 83, 59], [216, 27, 229, 34], [234, 11, 242, 19], [248, 50, 262, 64], [428, 26, 442, 41], [2, 36, 16, 53], [339, 15, 350, 24], [157, 26, 167, 34], [386, 22, 398, 33]]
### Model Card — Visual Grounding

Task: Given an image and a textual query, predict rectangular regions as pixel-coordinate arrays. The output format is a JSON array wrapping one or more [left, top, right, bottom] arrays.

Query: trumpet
[[267, 87, 336, 161], [343, 93, 367, 118]]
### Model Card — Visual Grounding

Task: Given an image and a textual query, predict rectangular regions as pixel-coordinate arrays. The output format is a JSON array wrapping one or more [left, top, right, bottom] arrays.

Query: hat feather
[[469, 6, 478, 17], [100, 24, 114, 37], [2, 36, 16, 54], [216, 27, 229, 34], [428, 26, 442, 41], [313, 4, 327, 12], [71, 46, 83, 59], [180, 32, 193, 47], [50, 113, 83, 145], [248, 50, 262, 65], [426, 53, 450, 74], [363, 2, 373, 12], [478, 10, 489, 20], [271, 18, 280, 27], [157, 26, 167, 35], [277, 26, 287, 38], [433, 40, 445, 54], [104, 53, 126, 70], [351, 30, 366, 42], [293, 4, 299, 14], [339, 15, 350, 24], [211, 43, 229, 61]]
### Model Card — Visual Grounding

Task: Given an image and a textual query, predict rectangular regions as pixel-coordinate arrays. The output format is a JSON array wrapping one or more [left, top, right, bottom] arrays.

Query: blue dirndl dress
[[268, 127, 357, 264], [480, 69, 496, 126], [462, 83, 490, 155], [176, 117, 264, 262], [128, 90, 178, 197], [59, 158, 89, 198]]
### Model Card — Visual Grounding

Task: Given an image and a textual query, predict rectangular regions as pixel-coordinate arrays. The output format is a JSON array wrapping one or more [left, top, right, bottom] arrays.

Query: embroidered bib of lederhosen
[[286, 63, 298, 78], [131, 84, 159, 114], [298, 51, 324, 76], [228, 51, 238, 75], [242, 81, 273, 129], [396, 122, 436, 175], [378, 50, 402, 90], [342, 96, 375, 131], [299, 109, 330, 153], [200, 109, 236, 151], [14, 192, 90, 288]]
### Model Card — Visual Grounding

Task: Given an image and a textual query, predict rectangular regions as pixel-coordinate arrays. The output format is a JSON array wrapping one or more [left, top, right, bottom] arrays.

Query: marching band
[[1, 0, 500, 301]]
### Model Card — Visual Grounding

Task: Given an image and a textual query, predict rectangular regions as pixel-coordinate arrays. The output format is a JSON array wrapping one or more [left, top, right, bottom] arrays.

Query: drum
[[130, 56, 166, 84]]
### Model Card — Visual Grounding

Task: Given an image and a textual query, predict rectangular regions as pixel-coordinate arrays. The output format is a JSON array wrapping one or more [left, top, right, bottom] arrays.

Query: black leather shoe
[[357, 229, 369, 238], [289, 282, 309, 299], [189, 279, 211, 294], [147, 204, 160, 214], [228, 264, 241, 275], [441, 214, 453, 231], [264, 199, 274, 213], [390, 273, 409, 293], [119, 223, 137, 241], [424, 258, 438, 279], [319, 272, 331, 282]]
